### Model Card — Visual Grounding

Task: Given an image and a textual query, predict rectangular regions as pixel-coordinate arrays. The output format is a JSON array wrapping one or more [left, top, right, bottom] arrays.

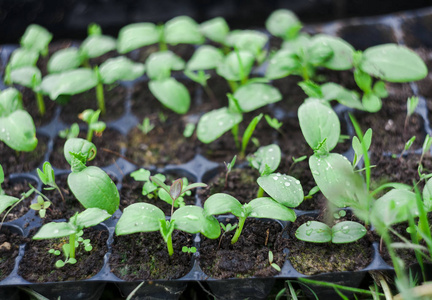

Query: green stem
[[231, 124, 240, 151], [166, 234, 174, 256], [69, 233, 76, 259], [381, 231, 406, 284], [257, 187, 264, 198], [231, 217, 246, 244], [227, 80, 238, 93], [35, 91, 45, 116], [86, 128, 93, 143], [96, 82, 105, 115]]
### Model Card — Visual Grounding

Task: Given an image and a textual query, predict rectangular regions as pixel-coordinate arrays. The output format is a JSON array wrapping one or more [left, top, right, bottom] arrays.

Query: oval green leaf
[[216, 50, 255, 82], [249, 197, 296, 221], [115, 203, 165, 235], [0, 110, 37, 152], [199, 17, 229, 44], [298, 100, 340, 152], [149, 78, 190, 114], [295, 221, 331, 243], [186, 45, 224, 70], [197, 107, 243, 144], [332, 221, 367, 244], [76, 208, 111, 228], [310, 34, 354, 70], [165, 16, 204, 45], [172, 205, 221, 239], [80, 34, 116, 59], [360, 44, 428, 82], [234, 83, 282, 112], [33, 222, 76, 240], [203, 193, 244, 217], [117, 23, 160, 53], [47, 48, 82, 73], [257, 173, 303, 207], [99, 57, 145, 84]]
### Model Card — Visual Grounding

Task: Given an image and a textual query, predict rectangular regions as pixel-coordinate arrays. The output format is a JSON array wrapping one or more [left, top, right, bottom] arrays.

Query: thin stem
[[381, 231, 406, 285], [86, 128, 94, 143], [69, 233, 76, 259], [231, 217, 246, 244], [227, 80, 238, 93], [96, 82, 105, 115], [257, 187, 264, 198], [35, 91, 45, 116], [166, 234, 174, 256], [231, 124, 240, 150]]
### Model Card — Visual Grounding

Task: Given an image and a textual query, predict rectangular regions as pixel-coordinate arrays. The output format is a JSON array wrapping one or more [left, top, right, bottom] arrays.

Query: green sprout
[[181, 246, 197, 254], [137, 117, 155, 135], [268, 250, 281, 272], [34, 208, 111, 268], [59, 123, 80, 140], [78, 109, 106, 142], [223, 155, 237, 190], [405, 96, 419, 133], [37, 161, 65, 204], [29, 196, 51, 218]]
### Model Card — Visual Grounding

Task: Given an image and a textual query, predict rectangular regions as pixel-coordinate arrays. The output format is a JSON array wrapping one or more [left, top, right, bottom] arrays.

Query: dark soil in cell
[[21, 88, 57, 127], [49, 128, 126, 169], [0, 134, 48, 174], [287, 214, 373, 275], [0, 177, 37, 222], [18, 227, 108, 282], [199, 167, 260, 205], [0, 227, 28, 281], [119, 173, 196, 215], [109, 231, 193, 280], [199, 218, 287, 279], [59, 85, 127, 124]]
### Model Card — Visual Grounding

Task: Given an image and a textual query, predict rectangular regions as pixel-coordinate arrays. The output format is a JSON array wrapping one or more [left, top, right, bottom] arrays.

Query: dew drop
[[268, 148, 273, 152], [306, 229, 313, 236], [53, 229, 59, 234], [284, 182, 290, 187], [295, 180, 300, 185], [218, 121, 223, 126], [272, 176, 278, 180], [312, 170, 320, 176]]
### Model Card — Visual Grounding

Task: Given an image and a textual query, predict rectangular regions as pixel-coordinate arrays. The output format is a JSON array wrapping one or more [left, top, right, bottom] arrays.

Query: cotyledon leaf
[[257, 173, 303, 208]]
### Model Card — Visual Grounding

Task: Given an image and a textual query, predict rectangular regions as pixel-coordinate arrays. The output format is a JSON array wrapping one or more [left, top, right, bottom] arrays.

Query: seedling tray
[[0, 6, 431, 300]]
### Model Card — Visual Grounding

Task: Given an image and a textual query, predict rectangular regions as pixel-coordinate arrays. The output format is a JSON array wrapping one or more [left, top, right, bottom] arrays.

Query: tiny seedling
[[33, 208, 111, 268], [78, 109, 106, 142], [183, 123, 195, 138], [29, 195, 51, 218], [333, 210, 347, 220], [397, 136, 416, 160], [137, 117, 155, 135], [64, 138, 119, 214], [265, 114, 283, 132], [223, 155, 237, 190], [268, 250, 281, 272], [289, 155, 307, 174], [59, 123, 80, 140], [130, 168, 166, 199], [295, 220, 367, 244], [181, 246, 197, 254], [37, 161, 65, 204], [405, 96, 419, 133], [218, 222, 238, 249], [204, 193, 296, 244]]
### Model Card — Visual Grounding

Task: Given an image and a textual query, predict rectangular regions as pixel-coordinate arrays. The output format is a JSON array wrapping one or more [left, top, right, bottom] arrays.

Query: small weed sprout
[[30, 196, 51, 218], [181, 246, 197, 254], [396, 136, 416, 160], [218, 222, 238, 248], [223, 155, 237, 190], [37, 161, 65, 204], [265, 115, 283, 132], [59, 123, 80, 140], [137, 117, 155, 135], [183, 123, 195, 138], [130, 168, 165, 199], [268, 250, 281, 272], [405, 96, 419, 133]]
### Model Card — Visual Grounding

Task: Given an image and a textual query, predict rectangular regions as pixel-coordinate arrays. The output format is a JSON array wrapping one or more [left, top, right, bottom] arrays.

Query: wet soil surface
[[18, 227, 108, 282], [199, 218, 287, 279], [0, 227, 28, 280], [109, 231, 193, 280]]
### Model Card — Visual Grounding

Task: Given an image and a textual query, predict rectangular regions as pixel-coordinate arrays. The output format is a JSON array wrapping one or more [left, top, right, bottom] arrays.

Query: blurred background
[[0, 0, 431, 43]]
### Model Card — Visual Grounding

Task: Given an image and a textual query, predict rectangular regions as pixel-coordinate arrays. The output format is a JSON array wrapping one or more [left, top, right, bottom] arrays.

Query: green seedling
[[289, 155, 307, 174], [0, 88, 38, 151], [203, 193, 296, 244], [145, 51, 191, 114], [64, 138, 119, 214], [116, 202, 219, 256], [37, 161, 65, 204], [295, 220, 367, 244], [130, 168, 166, 199], [419, 134, 432, 170], [405, 96, 419, 133], [397, 136, 416, 160], [223, 155, 237, 190], [218, 222, 238, 248], [80, 23, 116, 67], [333, 210, 347, 220], [29, 195, 51, 218], [158, 112, 168, 123], [265, 114, 283, 132], [158, 177, 193, 209], [137, 117, 155, 135], [181, 246, 197, 254], [268, 250, 281, 272], [117, 15, 204, 54], [217, 48, 255, 91], [78, 109, 106, 142], [150, 176, 207, 216], [225, 30, 268, 64], [33, 208, 111, 268], [59, 123, 80, 140], [41, 56, 145, 114], [197, 86, 281, 158]]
